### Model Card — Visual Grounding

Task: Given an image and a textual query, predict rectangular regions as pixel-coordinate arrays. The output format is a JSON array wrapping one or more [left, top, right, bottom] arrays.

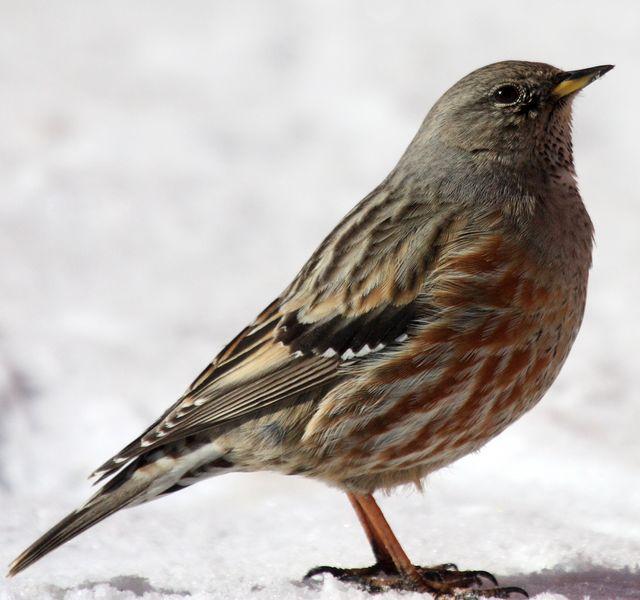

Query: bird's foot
[[305, 562, 409, 593], [304, 562, 528, 598]]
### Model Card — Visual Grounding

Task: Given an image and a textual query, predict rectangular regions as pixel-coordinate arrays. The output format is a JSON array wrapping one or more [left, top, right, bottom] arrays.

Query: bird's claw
[[452, 586, 529, 599], [304, 563, 527, 598], [418, 566, 498, 588]]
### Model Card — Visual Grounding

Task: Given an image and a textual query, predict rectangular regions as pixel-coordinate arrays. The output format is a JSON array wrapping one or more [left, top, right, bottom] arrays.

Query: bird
[[8, 60, 612, 597]]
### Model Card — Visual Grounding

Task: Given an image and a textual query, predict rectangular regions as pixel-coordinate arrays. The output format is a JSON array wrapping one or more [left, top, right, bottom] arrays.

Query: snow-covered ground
[[1, 2, 639, 599]]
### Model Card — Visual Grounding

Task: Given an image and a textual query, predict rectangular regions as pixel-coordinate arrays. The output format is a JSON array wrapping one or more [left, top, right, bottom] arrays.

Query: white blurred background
[[1, 2, 639, 599]]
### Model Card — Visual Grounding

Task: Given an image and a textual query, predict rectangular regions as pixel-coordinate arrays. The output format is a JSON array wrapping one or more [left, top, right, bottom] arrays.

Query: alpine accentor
[[9, 60, 612, 596]]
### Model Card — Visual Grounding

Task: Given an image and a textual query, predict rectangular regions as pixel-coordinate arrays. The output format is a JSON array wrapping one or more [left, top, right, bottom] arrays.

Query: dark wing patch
[[277, 302, 418, 357]]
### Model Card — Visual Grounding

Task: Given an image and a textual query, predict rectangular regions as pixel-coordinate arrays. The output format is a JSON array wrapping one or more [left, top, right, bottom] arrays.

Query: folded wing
[[93, 189, 459, 482]]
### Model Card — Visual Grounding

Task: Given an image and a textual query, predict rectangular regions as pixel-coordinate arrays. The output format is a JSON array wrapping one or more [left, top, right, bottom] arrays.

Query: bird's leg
[[354, 492, 425, 584], [305, 492, 422, 590], [347, 491, 397, 571], [305, 493, 528, 598]]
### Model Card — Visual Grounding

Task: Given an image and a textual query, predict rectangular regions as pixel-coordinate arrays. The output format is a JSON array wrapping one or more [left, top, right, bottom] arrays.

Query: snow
[[1, 1, 639, 599]]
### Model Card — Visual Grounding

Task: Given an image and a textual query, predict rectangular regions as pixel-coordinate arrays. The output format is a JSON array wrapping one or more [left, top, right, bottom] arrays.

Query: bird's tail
[[7, 462, 150, 577], [8, 441, 228, 577]]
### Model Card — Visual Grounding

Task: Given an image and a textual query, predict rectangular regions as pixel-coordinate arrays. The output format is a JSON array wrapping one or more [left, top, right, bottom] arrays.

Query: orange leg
[[349, 492, 425, 586], [346, 492, 395, 569]]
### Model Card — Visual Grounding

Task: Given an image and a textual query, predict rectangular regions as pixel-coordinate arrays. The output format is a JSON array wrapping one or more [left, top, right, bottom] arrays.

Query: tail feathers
[[7, 462, 150, 577], [8, 440, 230, 577]]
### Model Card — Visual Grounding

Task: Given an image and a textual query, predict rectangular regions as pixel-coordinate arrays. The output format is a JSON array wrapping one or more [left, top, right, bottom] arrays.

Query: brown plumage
[[8, 61, 612, 596]]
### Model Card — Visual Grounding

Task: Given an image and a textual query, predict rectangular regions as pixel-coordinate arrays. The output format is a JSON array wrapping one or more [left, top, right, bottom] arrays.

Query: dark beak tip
[[597, 64, 615, 77], [562, 64, 615, 82]]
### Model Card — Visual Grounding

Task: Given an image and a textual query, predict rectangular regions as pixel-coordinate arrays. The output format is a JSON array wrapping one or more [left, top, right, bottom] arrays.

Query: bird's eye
[[492, 84, 521, 105]]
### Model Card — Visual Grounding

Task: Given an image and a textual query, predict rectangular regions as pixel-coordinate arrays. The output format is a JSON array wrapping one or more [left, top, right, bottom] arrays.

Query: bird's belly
[[306, 255, 588, 492]]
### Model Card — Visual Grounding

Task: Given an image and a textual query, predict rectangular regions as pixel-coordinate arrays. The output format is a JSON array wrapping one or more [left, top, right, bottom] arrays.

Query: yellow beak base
[[552, 75, 594, 98]]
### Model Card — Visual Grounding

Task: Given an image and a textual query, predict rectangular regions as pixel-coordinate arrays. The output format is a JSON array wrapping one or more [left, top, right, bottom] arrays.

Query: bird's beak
[[551, 64, 614, 98]]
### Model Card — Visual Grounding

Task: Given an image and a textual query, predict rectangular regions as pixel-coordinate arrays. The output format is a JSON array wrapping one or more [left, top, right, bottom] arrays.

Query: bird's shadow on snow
[[104, 575, 191, 596], [500, 566, 640, 599], [47, 574, 191, 597]]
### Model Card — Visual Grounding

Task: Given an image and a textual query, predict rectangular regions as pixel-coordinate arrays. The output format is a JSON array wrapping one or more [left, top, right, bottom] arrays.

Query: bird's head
[[413, 60, 613, 172]]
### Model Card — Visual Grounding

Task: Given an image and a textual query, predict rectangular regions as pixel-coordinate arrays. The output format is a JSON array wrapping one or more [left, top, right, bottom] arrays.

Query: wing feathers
[[93, 195, 460, 483], [151, 358, 338, 441]]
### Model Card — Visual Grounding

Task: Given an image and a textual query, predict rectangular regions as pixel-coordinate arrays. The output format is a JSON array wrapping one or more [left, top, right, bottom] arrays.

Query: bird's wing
[[92, 187, 461, 480]]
